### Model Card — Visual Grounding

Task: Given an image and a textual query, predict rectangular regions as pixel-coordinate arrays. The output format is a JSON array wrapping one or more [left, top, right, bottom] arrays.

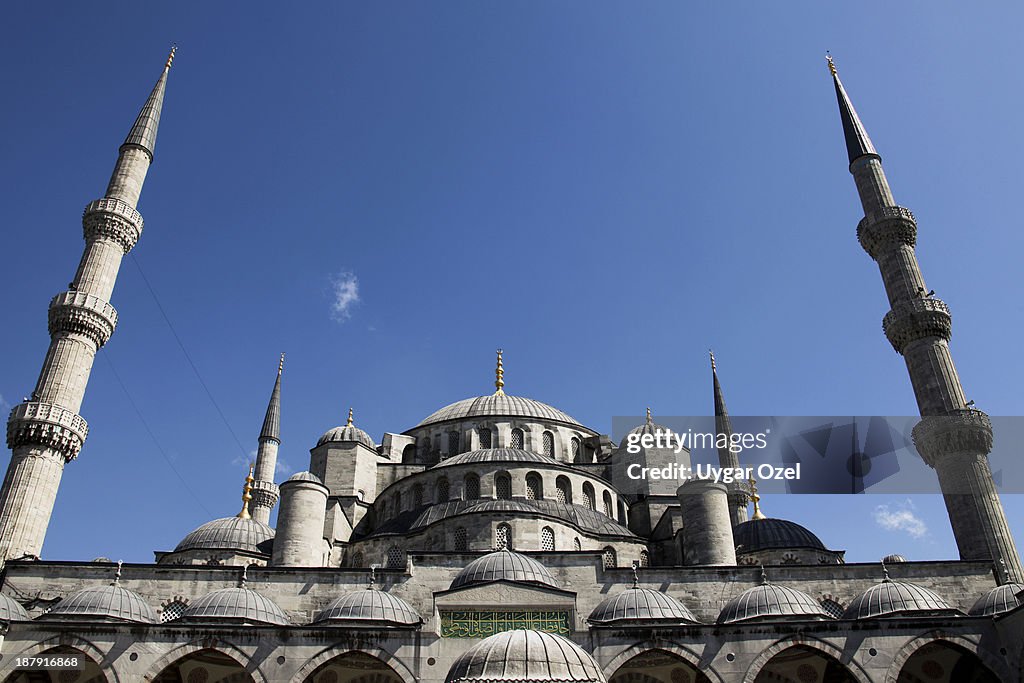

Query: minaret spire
[[831, 59, 1023, 581], [0, 51, 174, 563], [710, 351, 750, 526], [250, 354, 284, 524]]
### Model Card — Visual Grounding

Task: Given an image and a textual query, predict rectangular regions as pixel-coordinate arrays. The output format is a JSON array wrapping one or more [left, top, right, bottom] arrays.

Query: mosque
[[0, 48, 1022, 682]]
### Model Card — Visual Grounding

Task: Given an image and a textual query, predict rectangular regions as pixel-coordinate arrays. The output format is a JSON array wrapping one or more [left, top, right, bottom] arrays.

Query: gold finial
[[826, 52, 837, 76], [278, 352, 285, 376], [237, 464, 254, 519], [494, 349, 505, 395], [709, 349, 717, 372], [749, 477, 766, 520], [346, 408, 354, 427], [165, 45, 177, 72]]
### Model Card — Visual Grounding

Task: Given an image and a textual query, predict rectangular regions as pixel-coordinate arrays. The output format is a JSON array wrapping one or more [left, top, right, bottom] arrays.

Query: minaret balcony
[[82, 197, 143, 252], [250, 480, 280, 508], [882, 297, 951, 352], [6, 401, 89, 461], [857, 205, 917, 259], [912, 409, 993, 468], [48, 291, 118, 348]]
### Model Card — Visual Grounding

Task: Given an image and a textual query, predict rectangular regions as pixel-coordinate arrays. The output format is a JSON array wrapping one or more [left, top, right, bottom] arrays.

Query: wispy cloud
[[330, 271, 360, 322], [873, 500, 927, 538], [275, 459, 293, 477], [0, 394, 8, 412]]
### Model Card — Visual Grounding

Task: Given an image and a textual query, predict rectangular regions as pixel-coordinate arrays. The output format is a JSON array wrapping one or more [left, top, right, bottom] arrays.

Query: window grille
[[448, 430, 460, 455], [465, 474, 480, 499], [495, 524, 512, 550], [479, 428, 492, 449], [437, 478, 450, 503], [386, 546, 405, 569], [542, 431, 554, 457], [603, 547, 617, 568], [160, 600, 188, 623], [495, 474, 512, 500], [526, 474, 542, 500], [511, 428, 524, 449], [541, 527, 555, 551], [454, 527, 468, 551]]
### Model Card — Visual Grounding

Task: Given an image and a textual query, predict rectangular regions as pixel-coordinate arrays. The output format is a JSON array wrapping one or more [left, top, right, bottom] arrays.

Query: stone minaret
[[710, 351, 750, 526], [250, 354, 284, 524], [0, 49, 175, 562], [829, 56, 1023, 580]]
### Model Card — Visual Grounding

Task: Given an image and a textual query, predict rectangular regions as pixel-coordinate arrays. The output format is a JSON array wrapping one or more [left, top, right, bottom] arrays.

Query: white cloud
[[330, 271, 360, 322], [0, 394, 8, 411], [873, 500, 927, 538], [275, 459, 292, 477]]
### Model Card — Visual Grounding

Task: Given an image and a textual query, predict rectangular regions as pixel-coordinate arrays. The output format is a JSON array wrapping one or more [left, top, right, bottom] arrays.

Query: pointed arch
[[0, 635, 118, 683], [291, 647, 416, 683], [143, 641, 267, 683], [884, 633, 1007, 683], [602, 643, 723, 683], [743, 635, 870, 683]]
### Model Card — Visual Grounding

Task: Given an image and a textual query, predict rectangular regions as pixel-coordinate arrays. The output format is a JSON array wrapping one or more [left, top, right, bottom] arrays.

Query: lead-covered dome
[[0, 593, 28, 622], [416, 394, 588, 430], [842, 578, 954, 619], [40, 584, 157, 624], [969, 583, 1024, 617], [450, 550, 559, 590], [175, 516, 275, 555], [178, 587, 289, 625], [445, 629, 606, 683], [588, 587, 699, 625], [313, 589, 421, 626], [718, 583, 829, 624], [437, 448, 559, 468], [733, 518, 826, 552]]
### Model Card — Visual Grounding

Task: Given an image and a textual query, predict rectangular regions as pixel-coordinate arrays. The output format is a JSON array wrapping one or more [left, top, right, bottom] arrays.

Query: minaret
[[0, 49, 176, 563], [250, 354, 284, 524], [710, 351, 750, 526], [829, 56, 1023, 580]]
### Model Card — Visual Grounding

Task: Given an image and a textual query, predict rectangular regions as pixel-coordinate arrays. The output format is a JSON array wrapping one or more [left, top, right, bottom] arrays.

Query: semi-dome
[[416, 394, 588, 430], [734, 517, 826, 552], [718, 583, 829, 624], [842, 578, 954, 619], [178, 587, 289, 625], [445, 629, 606, 683], [437, 448, 559, 468], [174, 516, 275, 555], [969, 583, 1024, 617], [588, 587, 699, 625], [313, 589, 421, 626], [450, 550, 560, 590], [40, 584, 157, 624], [0, 593, 28, 622]]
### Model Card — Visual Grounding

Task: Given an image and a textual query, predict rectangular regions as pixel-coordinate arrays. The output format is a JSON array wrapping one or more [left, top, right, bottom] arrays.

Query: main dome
[[445, 629, 606, 683], [733, 517, 826, 552], [415, 394, 588, 430], [450, 550, 560, 590]]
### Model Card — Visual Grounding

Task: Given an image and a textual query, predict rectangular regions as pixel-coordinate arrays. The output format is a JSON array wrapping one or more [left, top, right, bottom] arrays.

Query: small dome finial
[[237, 464, 254, 519], [881, 560, 891, 582], [240, 564, 248, 589], [631, 560, 640, 589], [759, 564, 769, 585], [113, 560, 123, 586], [369, 564, 378, 590], [494, 349, 505, 395], [346, 407, 354, 427], [709, 348, 717, 372], [278, 352, 285, 376], [998, 558, 1010, 585], [165, 45, 177, 72], [749, 477, 766, 520], [826, 51, 837, 76], [645, 407, 652, 425]]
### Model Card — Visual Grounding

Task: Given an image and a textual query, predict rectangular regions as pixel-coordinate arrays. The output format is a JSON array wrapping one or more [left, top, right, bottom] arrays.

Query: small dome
[[882, 554, 908, 563], [620, 416, 677, 449], [286, 471, 324, 485], [174, 516, 275, 555], [718, 583, 829, 624], [437, 448, 559, 468], [40, 585, 157, 624], [0, 594, 29, 622], [734, 518, 826, 553], [842, 579, 954, 619], [417, 394, 589, 430], [445, 629, 606, 683], [588, 587, 699, 625], [451, 550, 559, 590], [969, 583, 1024, 617], [317, 423, 375, 448], [179, 587, 289, 625], [313, 590, 421, 626]]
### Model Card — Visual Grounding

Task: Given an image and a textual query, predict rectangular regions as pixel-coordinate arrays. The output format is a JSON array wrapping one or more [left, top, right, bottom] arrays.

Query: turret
[[272, 472, 329, 567], [0, 49, 176, 563], [829, 55, 1022, 580], [250, 354, 284, 523], [676, 479, 736, 566]]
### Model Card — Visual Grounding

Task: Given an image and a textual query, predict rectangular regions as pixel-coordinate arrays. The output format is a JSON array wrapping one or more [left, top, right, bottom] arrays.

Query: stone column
[[677, 479, 736, 566]]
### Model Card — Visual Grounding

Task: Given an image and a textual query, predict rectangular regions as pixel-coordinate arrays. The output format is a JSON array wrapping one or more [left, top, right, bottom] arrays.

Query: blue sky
[[2, 3, 1023, 564]]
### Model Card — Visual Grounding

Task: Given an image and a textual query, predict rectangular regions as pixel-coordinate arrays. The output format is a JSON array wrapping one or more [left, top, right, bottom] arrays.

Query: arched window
[[479, 427, 492, 449], [582, 482, 596, 510], [448, 430, 461, 456], [555, 476, 572, 505], [495, 523, 512, 550], [639, 550, 650, 567], [541, 526, 555, 551], [351, 551, 364, 567], [495, 473, 512, 500], [542, 431, 554, 458], [511, 428, 525, 449], [437, 478, 450, 503], [602, 491, 613, 517], [386, 546, 405, 569], [356, 489, 365, 501], [454, 526, 468, 551], [412, 484, 423, 508], [819, 598, 844, 619], [571, 437, 581, 461], [525, 473, 543, 500], [603, 546, 617, 568], [464, 473, 480, 499], [160, 599, 188, 623], [402, 444, 416, 463], [573, 537, 582, 551]]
